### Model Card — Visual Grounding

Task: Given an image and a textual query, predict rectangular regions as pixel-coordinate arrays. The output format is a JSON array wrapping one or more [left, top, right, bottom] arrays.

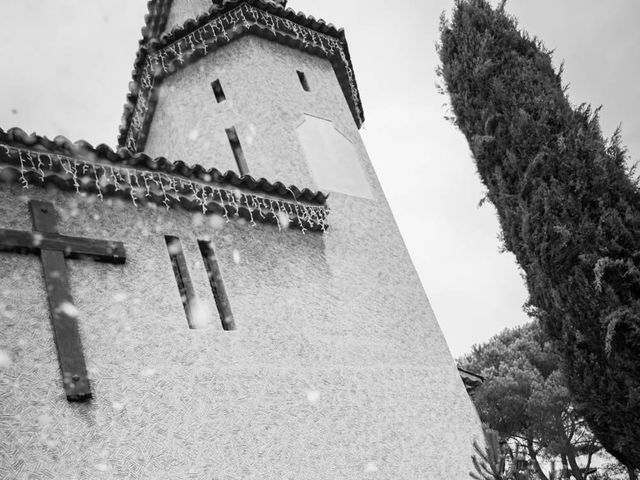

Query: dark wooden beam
[[0, 229, 126, 262], [165, 236, 198, 329], [29, 201, 93, 401], [39, 247, 92, 401]]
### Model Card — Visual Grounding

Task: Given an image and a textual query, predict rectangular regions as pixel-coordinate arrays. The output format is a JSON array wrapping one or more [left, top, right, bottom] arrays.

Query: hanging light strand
[[0, 143, 329, 233]]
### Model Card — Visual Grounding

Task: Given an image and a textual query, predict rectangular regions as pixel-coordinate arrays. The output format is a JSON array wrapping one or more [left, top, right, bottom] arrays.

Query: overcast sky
[[0, 1, 638, 357]]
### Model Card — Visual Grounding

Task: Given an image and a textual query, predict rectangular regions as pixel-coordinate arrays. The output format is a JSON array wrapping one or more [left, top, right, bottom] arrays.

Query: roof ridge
[[142, 0, 337, 45], [0, 126, 328, 205]]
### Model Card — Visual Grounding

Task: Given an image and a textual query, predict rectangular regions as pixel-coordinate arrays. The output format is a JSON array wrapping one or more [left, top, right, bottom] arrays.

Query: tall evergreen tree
[[438, 0, 640, 469]]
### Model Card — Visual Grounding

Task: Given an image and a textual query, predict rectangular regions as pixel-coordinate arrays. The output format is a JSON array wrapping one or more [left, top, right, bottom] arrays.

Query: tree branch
[[527, 436, 550, 480]]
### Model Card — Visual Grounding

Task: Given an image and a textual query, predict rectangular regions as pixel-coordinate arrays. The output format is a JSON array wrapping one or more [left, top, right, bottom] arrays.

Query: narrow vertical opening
[[296, 70, 310, 92], [211, 79, 226, 103], [165, 236, 197, 329], [198, 240, 236, 331], [225, 126, 249, 176]]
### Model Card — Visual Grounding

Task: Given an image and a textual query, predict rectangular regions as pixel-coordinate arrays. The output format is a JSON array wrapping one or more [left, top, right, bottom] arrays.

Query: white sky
[[0, 0, 638, 357]]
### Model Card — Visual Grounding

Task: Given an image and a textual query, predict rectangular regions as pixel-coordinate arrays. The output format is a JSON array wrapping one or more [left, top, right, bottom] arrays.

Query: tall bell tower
[[111, 0, 484, 477], [120, 0, 368, 192]]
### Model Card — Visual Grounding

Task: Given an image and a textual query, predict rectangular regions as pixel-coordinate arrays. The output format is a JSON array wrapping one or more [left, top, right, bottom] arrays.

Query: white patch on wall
[[296, 114, 373, 199]]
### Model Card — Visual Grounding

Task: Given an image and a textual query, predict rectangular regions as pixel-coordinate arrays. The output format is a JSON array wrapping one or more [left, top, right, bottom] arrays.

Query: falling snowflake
[[190, 299, 211, 329], [113, 292, 127, 303], [209, 214, 225, 230], [245, 124, 257, 145], [191, 213, 205, 227], [37, 414, 53, 426], [0, 349, 13, 368], [365, 462, 378, 473], [56, 301, 79, 318], [166, 241, 182, 256], [276, 210, 291, 229], [306, 389, 320, 403], [32, 232, 43, 247]]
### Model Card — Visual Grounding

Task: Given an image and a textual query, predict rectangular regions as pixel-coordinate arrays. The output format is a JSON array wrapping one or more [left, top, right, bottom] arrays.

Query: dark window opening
[[198, 240, 236, 331], [211, 79, 226, 103], [296, 70, 310, 92], [225, 126, 249, 176], [165, 236, 197, 329]]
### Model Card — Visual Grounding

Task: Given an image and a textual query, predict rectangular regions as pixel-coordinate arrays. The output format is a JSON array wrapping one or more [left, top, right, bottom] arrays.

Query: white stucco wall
[[0, 30, 483, 480]]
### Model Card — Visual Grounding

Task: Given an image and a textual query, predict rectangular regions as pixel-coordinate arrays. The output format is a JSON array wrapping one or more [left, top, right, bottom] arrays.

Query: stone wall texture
[[0, 31, 483, 480]]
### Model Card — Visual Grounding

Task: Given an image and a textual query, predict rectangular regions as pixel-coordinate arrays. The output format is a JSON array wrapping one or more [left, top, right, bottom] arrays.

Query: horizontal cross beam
[[0, 229, 125, 263]]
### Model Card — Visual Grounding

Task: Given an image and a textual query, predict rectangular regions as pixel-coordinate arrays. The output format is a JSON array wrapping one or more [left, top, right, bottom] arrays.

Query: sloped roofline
[[0, 127, 327, 205]]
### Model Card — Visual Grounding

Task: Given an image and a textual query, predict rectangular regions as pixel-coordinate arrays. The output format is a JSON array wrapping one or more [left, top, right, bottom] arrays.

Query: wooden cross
[[0, 200, 126, 401]]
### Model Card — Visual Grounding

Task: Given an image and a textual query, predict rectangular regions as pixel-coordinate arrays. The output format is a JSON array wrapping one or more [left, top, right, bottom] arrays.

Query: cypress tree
[[439, 0, 640, 469]]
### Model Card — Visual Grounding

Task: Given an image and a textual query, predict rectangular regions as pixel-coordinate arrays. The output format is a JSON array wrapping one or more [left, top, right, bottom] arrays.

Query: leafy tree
[[439, 0, 640, 469], [460, 321, 601, 480], [471, 426, 530, 480], [593, 462, 640, 480]]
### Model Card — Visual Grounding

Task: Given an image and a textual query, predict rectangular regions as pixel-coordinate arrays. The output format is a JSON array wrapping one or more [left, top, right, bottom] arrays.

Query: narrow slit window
[[165, 236, 197, 329], [211, 79, 226, 103], [225, 126, 249, 176], [296, 70, 310, 92], [198, 240, 236, 331]]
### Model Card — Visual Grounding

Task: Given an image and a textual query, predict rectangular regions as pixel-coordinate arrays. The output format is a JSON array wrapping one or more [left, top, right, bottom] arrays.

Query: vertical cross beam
[[29, 201, 91, 401]]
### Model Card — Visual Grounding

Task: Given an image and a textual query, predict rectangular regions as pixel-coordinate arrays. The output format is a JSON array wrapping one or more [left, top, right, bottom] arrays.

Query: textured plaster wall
[[0, 33, 483, 480], [0, 185, 481, 480], [163, 0, 212, 34]]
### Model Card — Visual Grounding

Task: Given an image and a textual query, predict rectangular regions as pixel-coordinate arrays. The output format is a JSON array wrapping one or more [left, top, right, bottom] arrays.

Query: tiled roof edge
[[0, 162, 328, 233], [0, 127, 328, 205], [156, 0, 344, 46]]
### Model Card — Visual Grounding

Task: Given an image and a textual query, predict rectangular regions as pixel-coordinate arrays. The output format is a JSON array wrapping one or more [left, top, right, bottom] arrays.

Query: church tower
[[0, 1, 482, 478], [121, 0, 369, 195]]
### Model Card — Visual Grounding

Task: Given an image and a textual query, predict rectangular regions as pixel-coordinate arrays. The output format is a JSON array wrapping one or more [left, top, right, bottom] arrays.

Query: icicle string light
[[18, 151, 29, 189], [124, 3, 362, 151], [0, 144, 329, 233]]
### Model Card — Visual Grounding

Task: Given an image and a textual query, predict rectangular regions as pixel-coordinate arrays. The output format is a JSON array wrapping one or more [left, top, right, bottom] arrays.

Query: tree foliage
[[471, 427, 526, 480], [439, 0, 640, 468], [460, 321, 600, 480]]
